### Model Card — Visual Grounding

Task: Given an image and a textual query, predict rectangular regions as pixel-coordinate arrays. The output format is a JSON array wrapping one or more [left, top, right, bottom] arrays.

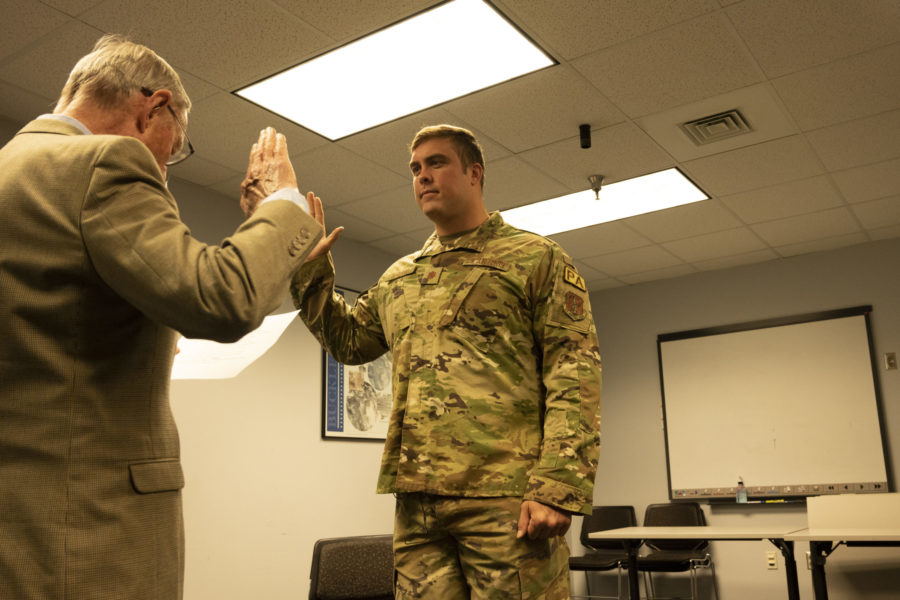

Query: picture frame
[[321, 286, 392, 440]]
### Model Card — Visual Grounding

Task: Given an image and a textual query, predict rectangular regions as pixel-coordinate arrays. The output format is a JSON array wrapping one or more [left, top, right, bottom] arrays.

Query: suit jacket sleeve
[[81, 135, 322, 342]]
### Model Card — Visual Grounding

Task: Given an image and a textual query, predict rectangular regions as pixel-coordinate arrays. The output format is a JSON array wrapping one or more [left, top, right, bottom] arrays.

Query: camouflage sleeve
[[524, 246, 602, 515], [289, 253, 389, 365]]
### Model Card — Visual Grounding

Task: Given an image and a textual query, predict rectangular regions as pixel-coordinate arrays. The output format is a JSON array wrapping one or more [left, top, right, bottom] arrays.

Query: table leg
[[809, 541, 831, 600], [770, 539, 800, 600], [621, 540, 641, 600]]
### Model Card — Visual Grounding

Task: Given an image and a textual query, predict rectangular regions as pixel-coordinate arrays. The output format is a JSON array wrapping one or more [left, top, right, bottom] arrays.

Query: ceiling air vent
[[680, 109, 752, 146]]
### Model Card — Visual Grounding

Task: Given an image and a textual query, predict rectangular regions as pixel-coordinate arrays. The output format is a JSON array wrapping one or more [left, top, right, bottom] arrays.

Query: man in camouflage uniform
[[291, 125, 602, 599]]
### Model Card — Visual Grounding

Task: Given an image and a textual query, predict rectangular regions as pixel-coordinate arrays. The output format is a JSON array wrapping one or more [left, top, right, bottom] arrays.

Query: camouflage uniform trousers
[[393, 493, 571, 599]]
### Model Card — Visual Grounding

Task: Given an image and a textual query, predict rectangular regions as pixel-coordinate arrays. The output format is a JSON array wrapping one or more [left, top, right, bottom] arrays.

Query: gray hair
[[55, 34, 191, 117]]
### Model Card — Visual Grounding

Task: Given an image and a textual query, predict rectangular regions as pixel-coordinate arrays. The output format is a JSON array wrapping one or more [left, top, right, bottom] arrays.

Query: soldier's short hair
[[410, 124, 485, 189], [55, 34, 191, 120]]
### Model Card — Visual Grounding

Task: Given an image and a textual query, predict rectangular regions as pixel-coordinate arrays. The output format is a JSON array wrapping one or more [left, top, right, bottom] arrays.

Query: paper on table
[[171, 310, 299, 379]]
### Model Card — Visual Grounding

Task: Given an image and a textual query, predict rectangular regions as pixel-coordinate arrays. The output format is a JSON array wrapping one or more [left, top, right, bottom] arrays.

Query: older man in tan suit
[[0, 35, 338, 599]]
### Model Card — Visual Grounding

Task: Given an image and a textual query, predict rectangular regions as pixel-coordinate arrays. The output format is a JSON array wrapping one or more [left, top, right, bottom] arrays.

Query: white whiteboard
[[658, 307, 888, 500]]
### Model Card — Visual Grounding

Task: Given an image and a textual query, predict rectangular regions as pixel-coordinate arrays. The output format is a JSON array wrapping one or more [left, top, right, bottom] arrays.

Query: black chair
[[569, 505, 637, 599], [637, 502, 717, 600], [309, 534, 394, 600]]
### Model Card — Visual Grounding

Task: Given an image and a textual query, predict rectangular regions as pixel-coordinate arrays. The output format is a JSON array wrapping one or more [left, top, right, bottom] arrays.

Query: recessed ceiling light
[[501, 168, 709, 236], [235, 0, 555, 140]]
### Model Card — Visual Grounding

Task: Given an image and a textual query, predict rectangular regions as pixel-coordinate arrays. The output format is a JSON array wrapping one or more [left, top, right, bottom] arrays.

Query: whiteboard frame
[[657, 306, 890, 502]]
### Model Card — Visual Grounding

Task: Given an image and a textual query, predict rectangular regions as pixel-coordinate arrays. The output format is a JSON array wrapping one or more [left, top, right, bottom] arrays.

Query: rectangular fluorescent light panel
[[235, 0, 554, 140], [501, 168, 709, 236]]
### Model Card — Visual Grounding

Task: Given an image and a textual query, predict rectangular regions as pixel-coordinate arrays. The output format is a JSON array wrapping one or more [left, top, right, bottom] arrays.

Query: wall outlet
[[766, 551, 778, 570], [885, 352, 898, 370]]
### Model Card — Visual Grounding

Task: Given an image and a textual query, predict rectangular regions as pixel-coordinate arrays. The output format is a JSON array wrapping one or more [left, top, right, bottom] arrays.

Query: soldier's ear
[[469, 162, 483, 186]]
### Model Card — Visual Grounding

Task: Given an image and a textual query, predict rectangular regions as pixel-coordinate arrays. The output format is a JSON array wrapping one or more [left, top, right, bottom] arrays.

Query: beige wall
[[586, 236, 900, 599]]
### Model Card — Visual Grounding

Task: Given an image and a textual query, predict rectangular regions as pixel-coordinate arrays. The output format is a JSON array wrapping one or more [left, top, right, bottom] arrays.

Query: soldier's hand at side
[[516, 500, 571, 540], [240, 127, 298, 217], [305, 191, 343, 262]]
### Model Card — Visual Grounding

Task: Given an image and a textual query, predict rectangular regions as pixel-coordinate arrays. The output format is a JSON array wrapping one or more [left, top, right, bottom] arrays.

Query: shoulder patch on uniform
[[563, 291, 586, 321], [563, 265, 586, 291]]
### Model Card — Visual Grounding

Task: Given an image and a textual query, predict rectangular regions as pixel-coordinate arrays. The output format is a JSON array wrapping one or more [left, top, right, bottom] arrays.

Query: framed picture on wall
[[321, 286, 392, 440]]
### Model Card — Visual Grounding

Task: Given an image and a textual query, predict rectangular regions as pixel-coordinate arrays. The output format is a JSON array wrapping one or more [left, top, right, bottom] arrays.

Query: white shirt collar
[[39, 113, 92, 135]]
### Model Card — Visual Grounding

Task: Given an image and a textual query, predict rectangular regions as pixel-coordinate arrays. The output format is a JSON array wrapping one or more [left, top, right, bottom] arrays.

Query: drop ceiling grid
[[0, 1, 898, 286]]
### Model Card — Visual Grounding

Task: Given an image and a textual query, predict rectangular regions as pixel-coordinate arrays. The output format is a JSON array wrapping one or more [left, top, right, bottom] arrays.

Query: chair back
[[309, 534, 394, 600], [581, 505, 637, 551], [643, 502, 708, 552]]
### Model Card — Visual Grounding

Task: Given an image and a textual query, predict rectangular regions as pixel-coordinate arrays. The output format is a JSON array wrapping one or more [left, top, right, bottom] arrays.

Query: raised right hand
[[305, 191, 343, 261], [240, 127, 298, 217]]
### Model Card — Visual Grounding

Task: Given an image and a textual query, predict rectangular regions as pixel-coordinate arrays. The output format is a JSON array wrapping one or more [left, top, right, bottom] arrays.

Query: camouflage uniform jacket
[[291, 212, 602, 515]]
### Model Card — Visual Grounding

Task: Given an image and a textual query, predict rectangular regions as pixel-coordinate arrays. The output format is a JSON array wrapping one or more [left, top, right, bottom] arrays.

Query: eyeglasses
[[141, 87, 195, 166]]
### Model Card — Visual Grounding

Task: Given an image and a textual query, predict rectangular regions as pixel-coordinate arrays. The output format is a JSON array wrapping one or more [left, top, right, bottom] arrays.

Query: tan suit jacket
[[0, 118, 322, 599]]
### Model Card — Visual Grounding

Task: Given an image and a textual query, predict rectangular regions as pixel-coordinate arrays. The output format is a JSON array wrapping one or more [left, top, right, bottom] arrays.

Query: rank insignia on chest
[[419, 267, 443, 285], [564, 291, 586, 320], [563, 266, 586, 291]]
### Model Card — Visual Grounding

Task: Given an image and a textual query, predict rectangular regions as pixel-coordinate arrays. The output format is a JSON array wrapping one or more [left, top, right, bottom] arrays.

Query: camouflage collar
[[415, 212, 505, 260]]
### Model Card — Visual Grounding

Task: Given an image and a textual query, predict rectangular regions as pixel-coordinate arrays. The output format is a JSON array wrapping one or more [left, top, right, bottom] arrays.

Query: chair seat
[[637, 551, 710, 572], [569, 549, 628, 571]]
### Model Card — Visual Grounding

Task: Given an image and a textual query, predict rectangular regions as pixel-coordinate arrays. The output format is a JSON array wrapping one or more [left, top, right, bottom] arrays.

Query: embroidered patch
[[563, 266, 586, 291], [419, 267, 443, 285], [563, 291, 585, 320]]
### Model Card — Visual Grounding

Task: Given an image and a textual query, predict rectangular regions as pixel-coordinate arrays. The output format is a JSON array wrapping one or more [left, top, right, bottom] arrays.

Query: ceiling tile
[[0, 80, 55, 124], [720, 176, 845, 223], [572, 12, 764, 118], [339, 187, 431, 235], [290, 144, 408, 207], [571, 259, 607, 282], [635, 83, 798, 161], [38, 0, 106, 16], [520, 121, 674, 190], [484, 156, 569, 212], [500, 0, 720, 61], [682, 135, 823, 196], [775, 231, 870, 257], [80, 0, 331, 89], [623, 200, 742, 243], [0, 20, 102, 100], [693, 248, 780, 272], [619, 263, 698, 284], [549, 222, 651, 259], [850, 195, 900, 231], [805, 108, 900, 171], [338, 107, 508, 177], [326, 207, 396, 243], [208, 173, 247, 200], [443, 65, 625, 153], [582, 245, 684, 276], [586, 277, 626, 291], [773, 42, 900, 131], [187, 92, 328, 173], [750, 207, 861, 247], [726, 0, 900, 77], [832, 157, 900, 204], [662, 227, 767, 262], [0, 0, 71, 62], [168, 155, 241, 187], [868, 224, 900, 241], [272, 0, 440, 42]]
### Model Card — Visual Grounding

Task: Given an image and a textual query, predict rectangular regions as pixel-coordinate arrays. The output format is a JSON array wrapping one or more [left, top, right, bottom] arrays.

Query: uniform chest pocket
[[382, 267, 417, 348], [438, 266, 515, 347]]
